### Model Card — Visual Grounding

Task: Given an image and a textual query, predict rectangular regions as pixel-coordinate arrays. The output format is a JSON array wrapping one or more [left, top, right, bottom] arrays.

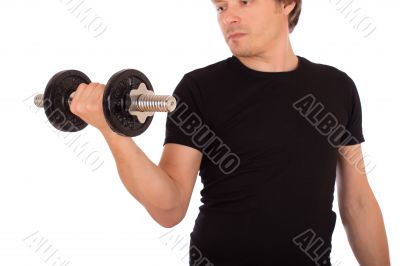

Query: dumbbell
[[34, 69, 176, 137]]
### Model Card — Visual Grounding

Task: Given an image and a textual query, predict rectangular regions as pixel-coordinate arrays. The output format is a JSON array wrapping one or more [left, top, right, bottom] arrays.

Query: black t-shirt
[[163, 55, 365, 266]]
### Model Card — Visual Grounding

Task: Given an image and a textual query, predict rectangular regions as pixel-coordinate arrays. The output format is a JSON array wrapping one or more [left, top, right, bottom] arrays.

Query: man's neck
[[235, 42, 298, 73]]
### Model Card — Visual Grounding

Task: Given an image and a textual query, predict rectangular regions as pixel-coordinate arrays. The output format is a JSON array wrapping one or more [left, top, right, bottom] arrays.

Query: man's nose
[[222, 7, 240, 25]]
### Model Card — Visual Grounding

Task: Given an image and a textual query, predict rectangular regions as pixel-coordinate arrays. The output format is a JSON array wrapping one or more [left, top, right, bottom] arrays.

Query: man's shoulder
[[180, 55, 354, 86], [185, 55, 351, 78], [183, 56, 231, 81], [301, 56, 352, 82]]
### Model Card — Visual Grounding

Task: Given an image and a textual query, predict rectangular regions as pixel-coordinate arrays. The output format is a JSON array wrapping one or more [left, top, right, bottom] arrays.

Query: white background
[[0, 0, 399, 265]]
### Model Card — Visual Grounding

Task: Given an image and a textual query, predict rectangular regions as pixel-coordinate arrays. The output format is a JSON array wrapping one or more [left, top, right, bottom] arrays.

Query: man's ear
[[283, 0, 297, 16]]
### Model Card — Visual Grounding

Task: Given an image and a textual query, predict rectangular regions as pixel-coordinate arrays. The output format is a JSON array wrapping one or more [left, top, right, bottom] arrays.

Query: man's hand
[[70, 82, 111, 134]]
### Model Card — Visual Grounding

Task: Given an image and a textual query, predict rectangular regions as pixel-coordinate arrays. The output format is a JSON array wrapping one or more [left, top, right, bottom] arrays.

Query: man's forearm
[[101, 128, 183, 226], [340, 193, 390, 265]]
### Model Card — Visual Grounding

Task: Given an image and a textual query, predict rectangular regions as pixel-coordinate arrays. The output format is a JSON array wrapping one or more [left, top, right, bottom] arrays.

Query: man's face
[[211, 0, 293, 57]]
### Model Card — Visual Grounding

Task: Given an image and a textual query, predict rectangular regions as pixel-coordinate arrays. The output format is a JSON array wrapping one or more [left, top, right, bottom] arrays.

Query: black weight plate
[[103, 69, 154, 137], [43, 70, 90, 132]]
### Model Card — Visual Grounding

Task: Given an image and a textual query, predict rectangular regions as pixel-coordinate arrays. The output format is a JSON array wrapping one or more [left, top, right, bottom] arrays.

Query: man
[[70, 0, 390, 265]]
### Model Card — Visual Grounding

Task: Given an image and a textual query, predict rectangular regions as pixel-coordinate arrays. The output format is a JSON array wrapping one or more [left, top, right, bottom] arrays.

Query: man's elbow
[[146, 204, 186, 228], [159, 220, 181, 228], [157, 213, 185, 228], [339, 192, 378, 225]]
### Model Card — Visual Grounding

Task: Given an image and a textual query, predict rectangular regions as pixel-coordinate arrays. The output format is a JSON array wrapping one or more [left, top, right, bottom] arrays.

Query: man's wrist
[[99, 126, 120, 139]]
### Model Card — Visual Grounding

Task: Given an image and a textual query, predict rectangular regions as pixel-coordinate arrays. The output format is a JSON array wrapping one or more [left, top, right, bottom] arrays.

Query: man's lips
[[227, 32, 246, 39]]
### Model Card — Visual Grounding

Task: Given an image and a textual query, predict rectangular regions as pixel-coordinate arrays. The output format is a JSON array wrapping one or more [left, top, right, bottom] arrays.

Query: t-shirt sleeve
[[340, 74, 366, 146], [163, 74, 206, 152]]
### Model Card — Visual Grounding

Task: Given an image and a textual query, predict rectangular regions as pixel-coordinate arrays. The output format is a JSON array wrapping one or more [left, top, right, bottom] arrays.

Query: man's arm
[[336, 143, 390, 265], [70, 82, 203, 228], [102, 129, 202, 228]]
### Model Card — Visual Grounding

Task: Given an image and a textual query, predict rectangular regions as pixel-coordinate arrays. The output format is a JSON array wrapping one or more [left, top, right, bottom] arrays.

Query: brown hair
[[277, 0, 302, 33]]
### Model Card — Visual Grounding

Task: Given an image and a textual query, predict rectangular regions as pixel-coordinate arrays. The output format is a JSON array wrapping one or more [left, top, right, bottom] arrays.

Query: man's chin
[[230, 48, 254, 58]]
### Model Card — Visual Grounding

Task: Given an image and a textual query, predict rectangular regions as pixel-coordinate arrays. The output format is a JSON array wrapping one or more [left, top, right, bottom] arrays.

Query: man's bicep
[[336, 144, 370, 207], [164, 73, 208, 152], [159, 143, 202, 216]]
